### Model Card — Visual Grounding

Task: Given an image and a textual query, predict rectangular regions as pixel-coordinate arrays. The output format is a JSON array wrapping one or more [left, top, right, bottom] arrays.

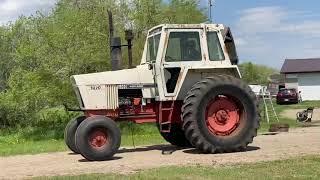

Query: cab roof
[[148, 24, 225, 35]]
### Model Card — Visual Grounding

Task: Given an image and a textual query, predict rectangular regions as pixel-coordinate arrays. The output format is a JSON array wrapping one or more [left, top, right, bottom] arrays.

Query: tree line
[[0, 0, 206, 128], [239, 62, 278, 85]]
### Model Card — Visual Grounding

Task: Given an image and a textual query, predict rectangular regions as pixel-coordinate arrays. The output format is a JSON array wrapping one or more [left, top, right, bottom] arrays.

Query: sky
[[1, 0, 320, 69], [0, 0, 56, 23]]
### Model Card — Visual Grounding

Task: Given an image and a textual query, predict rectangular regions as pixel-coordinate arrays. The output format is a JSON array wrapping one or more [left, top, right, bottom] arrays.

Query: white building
[[281, 58, 320, 101]]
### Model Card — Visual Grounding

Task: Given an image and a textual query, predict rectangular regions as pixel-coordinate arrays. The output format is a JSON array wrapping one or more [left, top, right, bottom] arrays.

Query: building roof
[[281, 58, 320, 74]]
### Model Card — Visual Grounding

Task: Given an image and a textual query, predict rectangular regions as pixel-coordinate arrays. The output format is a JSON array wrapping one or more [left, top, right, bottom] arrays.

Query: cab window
[[165, 32, 202, 62], [207, 32, 225, 61], [147, 34, 161, 62]]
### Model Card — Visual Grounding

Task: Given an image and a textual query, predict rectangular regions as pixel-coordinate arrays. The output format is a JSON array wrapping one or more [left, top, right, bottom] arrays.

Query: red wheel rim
[[205, 96, 241, 136], [89, 129, 108, 150]]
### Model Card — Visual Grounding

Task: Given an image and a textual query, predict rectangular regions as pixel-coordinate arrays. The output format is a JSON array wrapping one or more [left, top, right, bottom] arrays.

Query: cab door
[[158, 29, 205, 99]]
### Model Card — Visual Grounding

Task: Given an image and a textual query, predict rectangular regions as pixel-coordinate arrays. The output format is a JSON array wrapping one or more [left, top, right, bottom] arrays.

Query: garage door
[[298, 73, 320, 101]]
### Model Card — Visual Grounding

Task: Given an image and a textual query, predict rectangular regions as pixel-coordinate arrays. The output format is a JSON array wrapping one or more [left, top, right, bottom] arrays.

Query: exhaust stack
[[125, 30, 134, 69], [108, 10, 134, 70], [110, 37, 122, 71], [108, 10, 121, 71]]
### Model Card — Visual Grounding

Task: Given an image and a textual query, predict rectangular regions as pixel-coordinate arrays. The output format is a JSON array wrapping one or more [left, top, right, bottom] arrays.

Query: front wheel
[[182, 75, 260, 153], [64, 116, 86, 154], [75, 116, 121, 161]]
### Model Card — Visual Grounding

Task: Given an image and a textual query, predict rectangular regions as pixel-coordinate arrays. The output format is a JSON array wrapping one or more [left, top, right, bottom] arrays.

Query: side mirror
[[148, 64, 153, 70]]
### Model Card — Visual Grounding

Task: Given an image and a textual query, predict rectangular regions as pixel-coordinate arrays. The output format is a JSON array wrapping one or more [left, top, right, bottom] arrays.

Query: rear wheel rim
[[89, 128, 109, 150], [205, 96, 241, 136]]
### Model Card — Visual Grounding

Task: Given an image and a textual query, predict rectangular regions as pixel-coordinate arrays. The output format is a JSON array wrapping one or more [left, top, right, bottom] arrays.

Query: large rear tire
[[158, 123, 192, 147], [64, 116, 86, 154], [75, 116, 121, 161], [182, 75, 259, 153]]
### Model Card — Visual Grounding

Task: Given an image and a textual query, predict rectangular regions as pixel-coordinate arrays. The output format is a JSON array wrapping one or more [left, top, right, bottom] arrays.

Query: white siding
[[298, 73, 320, 101], [285, 74, 298, 89], [285, 81, 298, 89]]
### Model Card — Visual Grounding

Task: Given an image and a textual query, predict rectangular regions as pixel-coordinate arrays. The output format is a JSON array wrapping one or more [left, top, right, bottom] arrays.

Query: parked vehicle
[[276, 88, 299, 104]]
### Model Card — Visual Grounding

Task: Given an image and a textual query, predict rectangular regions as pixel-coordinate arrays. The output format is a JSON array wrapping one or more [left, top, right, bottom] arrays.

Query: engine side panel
[[78, 84, 119, 110], [73, 65, 155, 110]]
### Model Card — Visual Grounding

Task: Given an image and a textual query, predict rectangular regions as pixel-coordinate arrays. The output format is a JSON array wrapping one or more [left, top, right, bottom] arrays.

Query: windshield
[[165, 32, 202, 62], [279, 89, 297, 94], [207, 32, 225, 61], [147, 34, 161, 62]]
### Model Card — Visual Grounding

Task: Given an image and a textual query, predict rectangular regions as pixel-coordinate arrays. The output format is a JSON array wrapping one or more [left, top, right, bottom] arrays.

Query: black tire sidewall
[[158, 123, 192, 147], [196, 83, 257, 148], [64, 116, 86, 153], [75, 116, 121, 161]]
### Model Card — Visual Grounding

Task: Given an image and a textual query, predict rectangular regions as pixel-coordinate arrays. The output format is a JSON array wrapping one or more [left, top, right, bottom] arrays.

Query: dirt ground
[[1, 126, 320, 180]]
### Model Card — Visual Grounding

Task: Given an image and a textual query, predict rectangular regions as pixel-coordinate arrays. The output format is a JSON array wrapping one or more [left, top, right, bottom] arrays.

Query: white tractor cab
[[65, 23, 260, 161]]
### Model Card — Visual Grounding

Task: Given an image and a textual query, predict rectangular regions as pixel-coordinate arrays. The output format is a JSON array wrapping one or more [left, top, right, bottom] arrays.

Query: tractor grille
[[105, 85, 119, 110]]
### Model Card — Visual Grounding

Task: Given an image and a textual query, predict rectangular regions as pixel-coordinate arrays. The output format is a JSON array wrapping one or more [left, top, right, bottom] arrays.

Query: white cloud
[[233, 6, 320, 68], [238, 6, 288, 33], [0, 1, 19, 12], [281, 21, 320, 37], [0, 0, 56, 25], [234, 37, 247, 46], [236, 6, 320, 37]]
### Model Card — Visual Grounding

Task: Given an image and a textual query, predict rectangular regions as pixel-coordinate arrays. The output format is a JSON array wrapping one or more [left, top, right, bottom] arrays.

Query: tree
[[0, 26, 15, 90], [239, 62, 278, 85]]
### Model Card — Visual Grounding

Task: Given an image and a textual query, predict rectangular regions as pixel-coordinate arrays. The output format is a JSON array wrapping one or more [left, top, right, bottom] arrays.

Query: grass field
[[259, 100, 319, 132], [1, 101, 319, 157], [33, 155, 320, 180], [0, 124, 165, 156], [0, 134, 165, 156]]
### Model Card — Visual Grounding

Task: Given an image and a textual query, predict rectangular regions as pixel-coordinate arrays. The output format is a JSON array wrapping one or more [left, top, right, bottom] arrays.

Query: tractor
[[64, 23, 260, 161]]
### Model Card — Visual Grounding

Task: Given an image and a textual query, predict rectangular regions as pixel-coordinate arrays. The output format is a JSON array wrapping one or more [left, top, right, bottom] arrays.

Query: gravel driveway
[[1, 126, 320, 179]]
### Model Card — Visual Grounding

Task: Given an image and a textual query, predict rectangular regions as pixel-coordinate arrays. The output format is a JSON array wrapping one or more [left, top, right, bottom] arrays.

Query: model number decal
[[90, 85, 102, 90]]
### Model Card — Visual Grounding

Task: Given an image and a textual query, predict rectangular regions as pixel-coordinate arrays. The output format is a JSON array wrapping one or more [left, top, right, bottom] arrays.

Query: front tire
[[75, 116, 121, 161], [64, 116, 86, 154], [182, 75, 259, 153]]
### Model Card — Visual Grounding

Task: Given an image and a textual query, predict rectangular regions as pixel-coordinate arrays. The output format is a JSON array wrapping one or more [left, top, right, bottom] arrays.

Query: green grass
[[0, 139, 67, 156], [0, 124, 165, 157], [1, 100, 319, 157], [259, 100, 320, 132], [0, 134, 165, 157], [274, 100, 320, 111], [34, 155, 320, 180]]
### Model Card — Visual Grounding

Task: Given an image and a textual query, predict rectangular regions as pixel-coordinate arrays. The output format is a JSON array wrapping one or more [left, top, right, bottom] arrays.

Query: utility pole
[[208, 0, 214, 23]]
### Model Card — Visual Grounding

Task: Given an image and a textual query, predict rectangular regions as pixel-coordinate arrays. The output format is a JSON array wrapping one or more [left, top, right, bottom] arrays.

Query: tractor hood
[[72, 66, 154, 86]]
